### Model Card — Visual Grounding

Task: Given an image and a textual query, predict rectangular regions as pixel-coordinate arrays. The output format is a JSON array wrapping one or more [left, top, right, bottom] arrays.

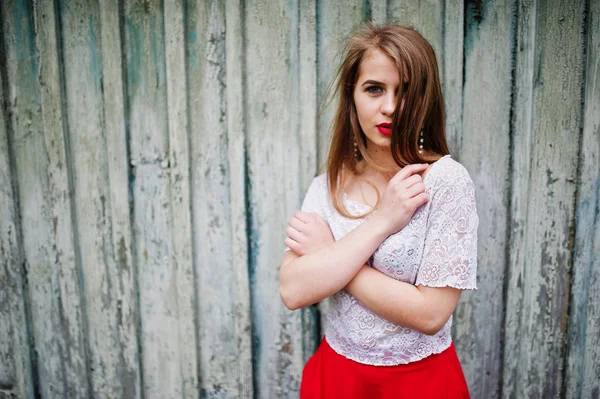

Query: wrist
[[367, 212, 394, 239]]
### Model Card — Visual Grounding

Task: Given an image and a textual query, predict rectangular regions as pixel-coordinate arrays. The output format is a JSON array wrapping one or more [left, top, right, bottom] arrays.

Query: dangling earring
[[419, 129, 424, 154], [354, 137, 360, 161]]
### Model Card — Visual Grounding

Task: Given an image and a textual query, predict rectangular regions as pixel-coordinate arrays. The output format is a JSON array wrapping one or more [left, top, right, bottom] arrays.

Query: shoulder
[[313, 172, 328, 186], [425, 156, 476, 208], [426, 156, 474, 191]]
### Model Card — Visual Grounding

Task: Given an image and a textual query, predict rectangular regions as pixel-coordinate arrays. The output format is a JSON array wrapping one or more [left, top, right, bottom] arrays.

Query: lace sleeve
[[415, 166, 479, 289], [284, 175, 327, 252]]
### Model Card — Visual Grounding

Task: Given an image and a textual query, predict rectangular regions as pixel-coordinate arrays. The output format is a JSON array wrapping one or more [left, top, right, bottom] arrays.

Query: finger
[[407, 192, 429, 209], [285, 226, 302, 242], [405, 182, 426, 198], [294, 210, 310, 223], [391, 163, 429, 184], [284, 238, 302, 254], [289, 217, 305, 231], [403, 174, 422, 189]]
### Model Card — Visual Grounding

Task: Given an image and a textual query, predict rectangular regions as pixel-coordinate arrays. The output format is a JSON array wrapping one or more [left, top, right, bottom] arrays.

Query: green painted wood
[[457, 2, 515, 397], [97, 2, 142, 397], [59, 1, 142, 397], [2, 0, 90, 397], [564, 0, 600, 396], [387, 0, 444, 68], [123, 0, 194, 396], [443, 0, 464, 156], [245, 0, 320, 397], [163, 1, 198, 397], [0, 32, 34, 399], [370, 1, 387, 24], [187, 0, 246, 396], [298, 0, 320, 366], [503, 0, 585, 397], [225, 0, 254, 396], [316, 0, 367, 168]]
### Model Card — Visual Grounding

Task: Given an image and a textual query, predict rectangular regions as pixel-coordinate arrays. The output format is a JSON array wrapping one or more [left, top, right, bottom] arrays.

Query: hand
[[373, 163, 430, 236], [284, 211, 335, 256]]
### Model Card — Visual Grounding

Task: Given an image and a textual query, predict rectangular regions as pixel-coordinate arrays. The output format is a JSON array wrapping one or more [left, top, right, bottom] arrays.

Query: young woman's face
[[353, 48, 405, 151]]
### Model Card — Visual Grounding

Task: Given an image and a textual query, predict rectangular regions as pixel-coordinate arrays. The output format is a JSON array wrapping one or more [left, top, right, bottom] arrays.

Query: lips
[[377, 122, 392, 135]]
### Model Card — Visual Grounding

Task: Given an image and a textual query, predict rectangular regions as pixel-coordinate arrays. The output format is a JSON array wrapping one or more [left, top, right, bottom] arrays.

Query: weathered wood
[[443, 0, 464, 156], [225, 0, 254, 396], [370, 1, 387, 24], [0, 30, 34, 399], [188, 0, 248, 397], [298, 0, 320, 365], [387, 0, 444, 69], [564, 0, 600, 396], [245, 0, 319, 397], [457, 2, 514, 397], [316, 1, 367, 168], [503, 0, 585, 397], [123, 0, 193, 396], [57, 0, 142, 397], [2, 0, 90, 397], [98, 2, 142, 397], [163, 1, 198, 397]]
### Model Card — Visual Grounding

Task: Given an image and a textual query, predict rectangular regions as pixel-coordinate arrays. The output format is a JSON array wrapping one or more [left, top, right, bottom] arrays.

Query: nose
[[381, 92, 396, 116]]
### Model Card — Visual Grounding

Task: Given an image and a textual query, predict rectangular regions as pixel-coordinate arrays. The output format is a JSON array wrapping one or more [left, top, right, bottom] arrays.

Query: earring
[[419, 130, 424, 154], [354, 137, 360, 161]]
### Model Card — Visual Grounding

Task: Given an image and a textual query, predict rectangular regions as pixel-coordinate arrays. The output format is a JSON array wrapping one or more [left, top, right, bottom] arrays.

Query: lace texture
[[294, 155, 478, 365]]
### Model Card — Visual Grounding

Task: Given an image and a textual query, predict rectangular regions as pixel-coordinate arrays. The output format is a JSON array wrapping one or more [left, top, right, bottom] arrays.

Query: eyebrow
[[361, 79, 385, 86]]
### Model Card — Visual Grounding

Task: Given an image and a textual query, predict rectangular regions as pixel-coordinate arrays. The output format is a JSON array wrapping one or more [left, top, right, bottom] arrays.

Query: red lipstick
[[377, 122, 392, 135]]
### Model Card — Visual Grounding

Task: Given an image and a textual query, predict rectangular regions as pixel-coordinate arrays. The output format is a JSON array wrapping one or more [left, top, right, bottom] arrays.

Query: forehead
[[356, 48, 400, 82]]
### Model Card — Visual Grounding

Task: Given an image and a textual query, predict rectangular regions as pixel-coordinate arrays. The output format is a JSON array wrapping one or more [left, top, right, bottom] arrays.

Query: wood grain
[[0, 21, 33, 398], [564, 0, 600, 396], [2, 0, 90, 396], [458, 2, 515, 397], [503, 0, 585, 396]]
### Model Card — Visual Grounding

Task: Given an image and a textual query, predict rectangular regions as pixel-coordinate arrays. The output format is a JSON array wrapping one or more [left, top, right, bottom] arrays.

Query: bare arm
[[279, 212, 391, 310], [345, 266, 461, 335], [279, 164, 430, 310]]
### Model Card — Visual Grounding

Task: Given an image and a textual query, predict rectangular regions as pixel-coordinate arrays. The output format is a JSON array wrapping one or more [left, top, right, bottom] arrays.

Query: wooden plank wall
[[0, 0, 597, 398]]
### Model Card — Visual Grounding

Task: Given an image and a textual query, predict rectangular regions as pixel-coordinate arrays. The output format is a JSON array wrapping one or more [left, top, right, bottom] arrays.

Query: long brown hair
[[325, 23, 450, 218]]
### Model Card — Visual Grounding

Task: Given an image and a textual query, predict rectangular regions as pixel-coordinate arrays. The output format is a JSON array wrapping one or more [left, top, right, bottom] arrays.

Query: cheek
[[354, 94, 373, 123]]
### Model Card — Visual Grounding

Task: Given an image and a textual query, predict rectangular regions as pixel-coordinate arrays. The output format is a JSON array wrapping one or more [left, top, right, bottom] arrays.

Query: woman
[[279, 23, 478, 398]]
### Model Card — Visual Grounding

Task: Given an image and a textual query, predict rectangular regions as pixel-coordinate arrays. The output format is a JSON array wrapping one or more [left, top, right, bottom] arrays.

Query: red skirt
[[300, 337, 470, 398]]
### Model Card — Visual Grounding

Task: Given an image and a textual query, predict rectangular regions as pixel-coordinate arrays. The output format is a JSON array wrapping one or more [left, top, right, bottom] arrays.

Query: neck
[[363, 144, 399, 175]]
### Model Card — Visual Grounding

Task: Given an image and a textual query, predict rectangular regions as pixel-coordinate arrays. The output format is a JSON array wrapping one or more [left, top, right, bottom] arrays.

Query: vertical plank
[[98, 1, 143, 397], [123, 1, 193, 396], [1, 0, 90, 397], [564, 0, 600, 396], [503, 0, 585, 396], [456, 1, 514, 397], [0, 25, 34, 398], [57, 0, 141, 397], [443, 0, 464, 156], [316, 0, 367, 167], [225, 0, 254, 396], [163, 1, 198, 397], [245, 0, 318, 396], [370, 0, 387, 24], [298, 0, 320, 364], [387, 0, 444, 66], [187, 0, 246, 396]]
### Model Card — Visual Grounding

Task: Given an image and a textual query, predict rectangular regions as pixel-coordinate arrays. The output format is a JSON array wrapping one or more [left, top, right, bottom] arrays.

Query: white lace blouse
[[293, 155, 478, 366]]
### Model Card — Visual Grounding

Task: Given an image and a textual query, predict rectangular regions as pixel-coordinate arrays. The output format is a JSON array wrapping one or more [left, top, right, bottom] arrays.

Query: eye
[[365, 85, 384, 95]]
